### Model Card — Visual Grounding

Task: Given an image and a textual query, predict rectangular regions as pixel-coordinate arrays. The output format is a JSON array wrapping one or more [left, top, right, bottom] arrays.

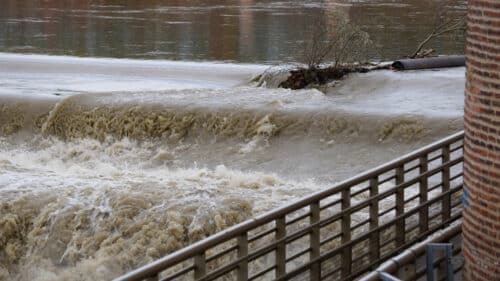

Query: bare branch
[[410, 1, 466, 58], [300, 12, 372, 70]]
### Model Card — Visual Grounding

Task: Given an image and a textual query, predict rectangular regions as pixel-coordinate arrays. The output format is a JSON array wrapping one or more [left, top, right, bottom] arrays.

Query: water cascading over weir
[[115, 0, 500, 280]]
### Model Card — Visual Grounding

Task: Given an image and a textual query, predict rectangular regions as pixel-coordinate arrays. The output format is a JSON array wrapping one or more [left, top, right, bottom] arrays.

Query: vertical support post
[[237, 233, 248, 281], [310, 202, 321, 281], [441, 146, 451, 222], [341, 188, 352, 279], [395, 166, 405, 246], [275, 217, 286, 279], [426, 243, 454, 281], [419, 155, 429, 234], [194, 253, 206, 281], [369, 177, 380, 263]]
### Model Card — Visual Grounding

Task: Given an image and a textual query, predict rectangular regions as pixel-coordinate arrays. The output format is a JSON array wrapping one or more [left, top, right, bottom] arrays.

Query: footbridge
[[115, 131, 465, 281]]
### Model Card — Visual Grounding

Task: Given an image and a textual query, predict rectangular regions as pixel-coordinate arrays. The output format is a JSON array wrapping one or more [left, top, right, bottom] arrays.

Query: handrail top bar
[[114, 131, 464, 281]]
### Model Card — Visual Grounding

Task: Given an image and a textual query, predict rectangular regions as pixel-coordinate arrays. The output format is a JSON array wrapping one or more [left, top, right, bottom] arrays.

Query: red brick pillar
[[463, 1, 500, 280]]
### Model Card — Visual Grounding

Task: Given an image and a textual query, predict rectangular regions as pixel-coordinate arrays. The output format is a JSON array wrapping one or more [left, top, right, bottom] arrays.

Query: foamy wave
[[0, 136, 320, 280]]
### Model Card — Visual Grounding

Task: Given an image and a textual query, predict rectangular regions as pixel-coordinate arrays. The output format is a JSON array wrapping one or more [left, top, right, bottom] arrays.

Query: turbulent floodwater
[[0, 54, 465, 281], [0, 1, 468, 280]]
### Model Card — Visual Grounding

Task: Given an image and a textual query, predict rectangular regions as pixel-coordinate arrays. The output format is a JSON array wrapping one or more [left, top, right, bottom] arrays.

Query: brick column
[[463, 0, 500, 280]]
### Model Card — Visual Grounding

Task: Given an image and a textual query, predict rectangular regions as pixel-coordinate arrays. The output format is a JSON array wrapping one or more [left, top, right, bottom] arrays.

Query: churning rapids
[[0, 54, 464, 281]]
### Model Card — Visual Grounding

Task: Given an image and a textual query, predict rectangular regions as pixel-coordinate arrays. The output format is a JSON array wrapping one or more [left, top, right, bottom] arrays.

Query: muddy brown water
[[0, 0, 466, 63]]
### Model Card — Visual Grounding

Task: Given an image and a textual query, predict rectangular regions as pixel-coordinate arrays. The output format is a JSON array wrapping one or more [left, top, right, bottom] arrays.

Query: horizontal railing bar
[[351, 186, 370, 198], [140, 210, 463, 281], [281, 224, 405, 281], [451, 199, 462, 208], [275, 256, 322, 281], [428, 211, 442, 221], [428, 182, 443, 193], [399, 156, 463, 192], [405, 222, 421, 234], [318, 190, 463, 265], [214, 246, 326, 281], [248, 265, 277, 281], [428, 153, 444, 162], [284, 224, 315, 244], [247, 243, 277, 262], [379, 206, 396, 217], [159, 265, 194, 281], [315, 173, 464, 227], [404, 193, 420, 204], [286, 247, 311, 263], [114, 131, 464, 281], [399, 157, 463, 188], [320, 266, 341, 279], [351, 218, 371, 232], [379, 174, 396, 185], [397, 186, 462, 222], [404, 163, 420, 173], [380, 237, 396, 249], [320, 198, 342, 211], [344, 257, 386, 281], [450, 145, 464, 153], [352, 251, 371, 264], [450, 172, 463, 181], [205, 245, 238, 263], [286, 212, 311, 226], [317, 160, 462, 229], [198, 259, 240, 281], [248, 227, 276, 243], [320, 232, 342, 246], [286, 221, 428, 281]]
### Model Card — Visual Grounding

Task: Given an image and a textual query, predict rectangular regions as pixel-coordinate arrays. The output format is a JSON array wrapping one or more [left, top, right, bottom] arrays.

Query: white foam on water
[[0, 136, 321, 280], [0, 53, 466, 280], [0, 53, 266, 97]]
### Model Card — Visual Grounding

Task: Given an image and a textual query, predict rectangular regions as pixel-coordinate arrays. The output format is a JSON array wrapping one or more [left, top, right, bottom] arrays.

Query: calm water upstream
[[1, 0, 466, 63]]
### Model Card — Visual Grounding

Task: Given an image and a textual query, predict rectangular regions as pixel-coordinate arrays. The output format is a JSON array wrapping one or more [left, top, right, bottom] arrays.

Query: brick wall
[[463, 0, 500, 280]]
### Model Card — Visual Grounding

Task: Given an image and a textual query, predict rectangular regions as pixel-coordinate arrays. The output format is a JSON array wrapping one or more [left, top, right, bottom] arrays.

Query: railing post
[[276, 216, 286, 279], [237, 233, 248, 281], [419, 156, 429, 234], [194, 253, 206, 280], [442, 146, 451, 222], [341, 188, 352, 279], [426, 243, 454, 281], [369, 177, 380, 263], [310, 202, 321, 281], [395, 166, 405, 246]]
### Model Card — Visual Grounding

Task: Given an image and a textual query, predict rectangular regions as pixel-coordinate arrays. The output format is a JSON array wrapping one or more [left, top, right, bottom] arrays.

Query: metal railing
[[360, 223, 463, 281], [115, 131, 464, 281]]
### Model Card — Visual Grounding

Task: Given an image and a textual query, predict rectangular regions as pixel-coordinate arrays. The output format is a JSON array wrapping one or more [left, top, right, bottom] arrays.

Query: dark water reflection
[[0, 0, 466, 63]]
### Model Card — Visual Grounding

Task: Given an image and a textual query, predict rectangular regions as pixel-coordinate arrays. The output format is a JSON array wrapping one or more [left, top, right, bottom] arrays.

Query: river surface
[[0, 1, 466, 281], [1, 0, 466, 62]]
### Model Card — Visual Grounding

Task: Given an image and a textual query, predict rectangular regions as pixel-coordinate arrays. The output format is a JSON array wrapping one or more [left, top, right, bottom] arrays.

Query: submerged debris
[[278, 63, 389, 90]]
